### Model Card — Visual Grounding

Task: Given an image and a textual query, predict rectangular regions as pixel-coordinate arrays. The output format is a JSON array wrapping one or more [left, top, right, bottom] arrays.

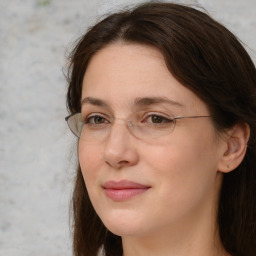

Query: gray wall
[[0, 0, 255, 255]]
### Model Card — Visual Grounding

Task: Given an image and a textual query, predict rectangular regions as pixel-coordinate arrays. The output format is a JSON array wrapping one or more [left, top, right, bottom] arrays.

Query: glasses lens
[[66, 113, 176, 142], [67, 113, 83, 137], [133, 119, 176, 140]]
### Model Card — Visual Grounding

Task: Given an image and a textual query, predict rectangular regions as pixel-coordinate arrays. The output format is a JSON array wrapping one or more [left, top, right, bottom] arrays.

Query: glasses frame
[[65, 112, 212, 139]]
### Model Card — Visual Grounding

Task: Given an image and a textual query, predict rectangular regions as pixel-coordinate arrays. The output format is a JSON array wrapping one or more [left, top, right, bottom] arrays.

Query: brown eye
[[148, 115, 172, 124], [151, 115, 164, 123], [94, 116, 105, 124], [86, 115, 108, 124]]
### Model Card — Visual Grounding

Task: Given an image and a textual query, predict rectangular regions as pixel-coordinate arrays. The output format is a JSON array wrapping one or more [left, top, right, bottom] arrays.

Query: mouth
[[102, 180, 151, 201]]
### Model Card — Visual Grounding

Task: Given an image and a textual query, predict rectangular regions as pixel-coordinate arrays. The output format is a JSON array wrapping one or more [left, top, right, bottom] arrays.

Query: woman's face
[[79, 42, 225, 238]]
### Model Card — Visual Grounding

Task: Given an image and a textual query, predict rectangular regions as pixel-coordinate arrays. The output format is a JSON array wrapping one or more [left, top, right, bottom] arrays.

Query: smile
[[103, 180, 151, 201]]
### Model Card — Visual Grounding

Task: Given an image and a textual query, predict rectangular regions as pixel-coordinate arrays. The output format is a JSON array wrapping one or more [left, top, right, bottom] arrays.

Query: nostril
[[118, 160, 130, 166], [104, 159, 130, 169]]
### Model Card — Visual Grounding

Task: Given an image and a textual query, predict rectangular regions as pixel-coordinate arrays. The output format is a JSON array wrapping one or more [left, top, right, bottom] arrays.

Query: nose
[[103, 120, 139, 169]]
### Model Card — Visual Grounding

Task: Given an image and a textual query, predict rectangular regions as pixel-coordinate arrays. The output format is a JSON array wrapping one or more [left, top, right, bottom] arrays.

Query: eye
[[144, 114, 173, 124], [85, 115, 109, 125]]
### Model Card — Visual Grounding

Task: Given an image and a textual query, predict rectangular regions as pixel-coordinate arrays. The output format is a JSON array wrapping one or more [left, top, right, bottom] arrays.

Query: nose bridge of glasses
[[85, 116, 134, 140], [106, 117, 144, 141], [112, 117, 134, 128]]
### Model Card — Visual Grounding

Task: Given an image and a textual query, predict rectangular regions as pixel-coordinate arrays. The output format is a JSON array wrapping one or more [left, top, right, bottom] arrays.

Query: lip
[[103, 180, 151, 201]]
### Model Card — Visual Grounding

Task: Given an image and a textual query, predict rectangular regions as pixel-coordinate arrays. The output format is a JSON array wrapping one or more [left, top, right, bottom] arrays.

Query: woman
[[65, 2, 256, 256]]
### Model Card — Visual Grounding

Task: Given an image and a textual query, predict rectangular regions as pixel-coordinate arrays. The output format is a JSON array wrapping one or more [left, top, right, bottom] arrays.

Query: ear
[[217, 122, 250, 173]]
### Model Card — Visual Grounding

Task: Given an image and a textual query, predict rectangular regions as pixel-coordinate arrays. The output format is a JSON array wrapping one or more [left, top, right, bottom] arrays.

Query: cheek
[[145, 136, 216, 177], [78, 142, 102, 184], [143, 130, 219, 205]]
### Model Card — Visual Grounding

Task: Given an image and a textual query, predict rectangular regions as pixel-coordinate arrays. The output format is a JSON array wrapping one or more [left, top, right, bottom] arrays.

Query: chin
[[106, 223, 144, 237], [100, 210, 145, 237]]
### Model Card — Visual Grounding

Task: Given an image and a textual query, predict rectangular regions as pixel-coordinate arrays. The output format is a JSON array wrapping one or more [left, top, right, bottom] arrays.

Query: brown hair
[[66, 2, 256, 256]]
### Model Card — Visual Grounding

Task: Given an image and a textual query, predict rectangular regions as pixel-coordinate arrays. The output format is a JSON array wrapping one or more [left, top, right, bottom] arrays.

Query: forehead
[[83, 42, 166, 89], [81, 42, 208, 114]]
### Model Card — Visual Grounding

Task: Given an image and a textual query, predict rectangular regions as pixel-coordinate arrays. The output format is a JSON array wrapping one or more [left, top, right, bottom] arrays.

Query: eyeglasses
[[65, 112, 211, 142]]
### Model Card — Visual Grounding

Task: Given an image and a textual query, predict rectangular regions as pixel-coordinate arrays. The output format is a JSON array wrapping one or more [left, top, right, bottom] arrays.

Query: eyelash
[[85, 114, 109, 124], [83, 113, 173, 125], [142, 114, 173, 124]]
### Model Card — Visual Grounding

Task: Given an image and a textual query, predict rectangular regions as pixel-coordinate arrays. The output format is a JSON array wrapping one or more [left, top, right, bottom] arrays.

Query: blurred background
[[0, 0, 255, 255]]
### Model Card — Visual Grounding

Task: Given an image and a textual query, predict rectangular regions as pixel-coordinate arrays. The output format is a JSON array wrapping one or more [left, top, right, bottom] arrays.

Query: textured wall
[[0, 0, 255, 255]]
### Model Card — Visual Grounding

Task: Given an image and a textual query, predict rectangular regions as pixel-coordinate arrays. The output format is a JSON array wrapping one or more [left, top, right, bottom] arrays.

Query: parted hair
[[66, 2, 256, 256]]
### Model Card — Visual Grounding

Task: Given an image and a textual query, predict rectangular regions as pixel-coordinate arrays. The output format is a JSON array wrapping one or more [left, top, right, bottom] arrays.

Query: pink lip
[[103, 180, 151, 201]]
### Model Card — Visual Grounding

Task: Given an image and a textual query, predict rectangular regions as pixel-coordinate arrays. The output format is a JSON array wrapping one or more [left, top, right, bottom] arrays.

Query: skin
[[78, 42, 236, 256]]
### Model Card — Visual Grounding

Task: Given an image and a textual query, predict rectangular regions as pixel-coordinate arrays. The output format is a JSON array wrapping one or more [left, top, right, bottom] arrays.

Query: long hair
[[66, 2, 256, 256]]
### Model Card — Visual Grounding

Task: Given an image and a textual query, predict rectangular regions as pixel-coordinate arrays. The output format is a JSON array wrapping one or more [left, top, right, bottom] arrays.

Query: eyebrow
[[134, 97, 184, 108], [81, 96, 184, 108], [81, 97, 108, 107]]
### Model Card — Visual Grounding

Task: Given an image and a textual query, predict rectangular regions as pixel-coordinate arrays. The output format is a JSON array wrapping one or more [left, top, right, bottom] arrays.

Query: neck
[[122, 226, 229, 256]]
